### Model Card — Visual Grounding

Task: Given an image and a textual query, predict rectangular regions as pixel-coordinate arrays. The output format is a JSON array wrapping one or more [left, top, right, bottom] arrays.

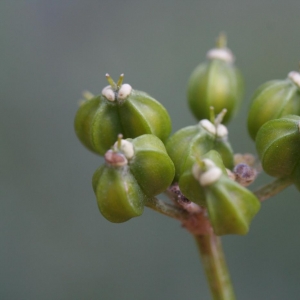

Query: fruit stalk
[[254, 176, 293, 201], [145, 197, 190, 220]]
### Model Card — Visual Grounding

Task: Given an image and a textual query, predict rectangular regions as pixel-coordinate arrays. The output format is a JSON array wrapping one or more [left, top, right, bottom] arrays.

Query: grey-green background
[[1, 1, 300, 299]]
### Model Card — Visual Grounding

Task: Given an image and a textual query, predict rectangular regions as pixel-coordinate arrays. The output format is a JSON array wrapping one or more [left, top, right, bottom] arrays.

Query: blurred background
[[1, 1, 300, 299]]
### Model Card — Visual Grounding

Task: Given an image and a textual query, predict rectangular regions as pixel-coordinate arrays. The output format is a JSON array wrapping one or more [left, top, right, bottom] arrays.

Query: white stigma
[[288, 71, 300, 88], [114, 139, 135, 159], [118, 84, 132, 100], [202, 158, 216, 169], [199, 119, 216, 135], [199, 167, 222, 186], [206, 48, 235, 63], [192, 163, 202, 181], [216, 124, 228, 137], [192, 158, 217, 181], [101, 85, 115, 101]]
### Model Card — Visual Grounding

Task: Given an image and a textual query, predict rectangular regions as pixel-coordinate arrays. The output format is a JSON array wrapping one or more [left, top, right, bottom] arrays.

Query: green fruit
[[92, 134, 175, 223], [178, 150, 227, 206], [127, 134, 175, 197], [190, 157, 260, 235], [247, 71, 300, 140], [256, 115, 300, 178], [166, 116, 234, 182], [205, 176, 261, 235], [187, 36, 244, 124], [93, 164, 145, 223], [165, 120, 215, 181], [74, 74, 172, 155]]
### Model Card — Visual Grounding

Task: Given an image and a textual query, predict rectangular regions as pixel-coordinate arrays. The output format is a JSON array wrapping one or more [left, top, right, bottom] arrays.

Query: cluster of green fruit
[[74, 35, 300, 235], [248, 70, 300, 190]]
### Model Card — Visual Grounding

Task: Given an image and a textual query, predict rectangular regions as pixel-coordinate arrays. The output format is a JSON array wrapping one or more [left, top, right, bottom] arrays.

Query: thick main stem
[[146, 197, 236, 300], [194, 234, 236, 300]]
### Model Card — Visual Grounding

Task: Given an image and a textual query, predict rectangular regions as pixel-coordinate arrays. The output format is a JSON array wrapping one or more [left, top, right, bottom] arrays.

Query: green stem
[[146, 177, 294, 300], [194, 234, 236, 300], [254, 176, 293, 202], [146, 197, 236, 300]]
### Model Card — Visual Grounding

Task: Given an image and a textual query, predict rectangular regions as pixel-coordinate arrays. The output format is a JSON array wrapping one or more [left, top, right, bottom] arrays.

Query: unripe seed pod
[[256, 115, 300, 178], [127, 134, 175, 197], [92, 134, 175, 223], [74, 74, 172, 155], [166, 111, 234, 182], [180, 150, 260, 235], [204, 175, 261, 235], [187, 34, 244, 124], [247, 71, 300, 140], [92, 164, 145, 223], [165, 121, 215, 182], [178, 150, 227, 206]]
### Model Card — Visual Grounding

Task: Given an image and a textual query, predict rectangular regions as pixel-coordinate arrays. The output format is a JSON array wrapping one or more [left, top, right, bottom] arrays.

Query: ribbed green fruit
[[92, 164, 145, 223], [247, 72, 300, 140], [165, 119, 234, 182], [256, 115, 300, 178], [178, 150, 227, 206], [187, 42, 243, 124], [187, 157, 260, 235], [74, 74, 172, 155], [205, 175, 261, 235], [92, 134, 175, 223], [165, 121, 215, 182], [127, 134, 175, 197]]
